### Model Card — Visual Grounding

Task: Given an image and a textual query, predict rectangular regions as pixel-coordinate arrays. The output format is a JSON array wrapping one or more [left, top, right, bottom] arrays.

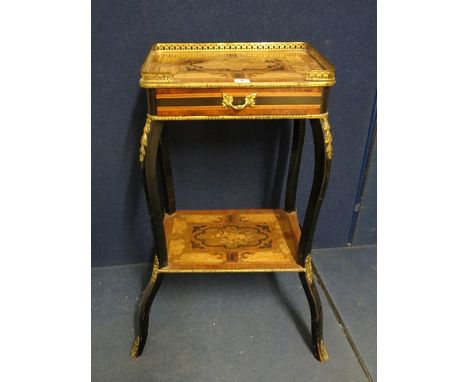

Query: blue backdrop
[[92, 0, 377, 266]]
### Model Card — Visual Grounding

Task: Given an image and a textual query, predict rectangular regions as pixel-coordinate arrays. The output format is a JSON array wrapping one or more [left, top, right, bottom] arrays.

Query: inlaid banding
[[154, 87, 326, 117], [156, 96, 322, 107]]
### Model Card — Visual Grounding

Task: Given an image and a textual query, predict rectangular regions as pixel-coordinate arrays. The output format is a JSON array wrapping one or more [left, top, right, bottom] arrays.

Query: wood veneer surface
[[143, 49, 324, 85], [161, 209, 304, 272]]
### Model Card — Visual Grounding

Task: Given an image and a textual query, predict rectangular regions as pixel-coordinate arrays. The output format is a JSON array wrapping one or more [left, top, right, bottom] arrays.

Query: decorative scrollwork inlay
[[321, 117, 333, 160], [305, 254, 313, 284], [139, 117, 152, 163]]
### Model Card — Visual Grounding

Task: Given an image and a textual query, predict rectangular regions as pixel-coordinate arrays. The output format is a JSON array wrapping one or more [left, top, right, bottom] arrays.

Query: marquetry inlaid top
[[140, 42, 335, 88]]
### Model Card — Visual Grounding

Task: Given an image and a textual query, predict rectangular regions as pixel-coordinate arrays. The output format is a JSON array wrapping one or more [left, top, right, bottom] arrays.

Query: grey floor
[[92, 245, 376, 382]]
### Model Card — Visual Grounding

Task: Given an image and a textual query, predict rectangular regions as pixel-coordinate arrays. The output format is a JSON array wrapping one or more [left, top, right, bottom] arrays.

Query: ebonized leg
[[142, 119, 168, 267], [298, 117, 333, 362], [300, 256, 328, 362], [132, 117, 168, 358], [131, 259, 165, 358], [158, 127, 176, 214], [298, 118, 332, 260], [285, 119, 306, 212]]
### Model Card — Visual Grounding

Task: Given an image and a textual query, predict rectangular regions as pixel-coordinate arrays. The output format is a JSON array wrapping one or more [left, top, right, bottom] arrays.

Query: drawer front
[[154, 87, 326, 118]]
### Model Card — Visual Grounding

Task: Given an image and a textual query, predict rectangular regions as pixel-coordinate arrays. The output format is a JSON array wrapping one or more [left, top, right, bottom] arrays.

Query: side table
[[131, 42, 335, 363]]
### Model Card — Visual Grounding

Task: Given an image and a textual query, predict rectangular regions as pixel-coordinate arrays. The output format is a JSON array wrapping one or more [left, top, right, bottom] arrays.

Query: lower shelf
[[159, 209, 305, 273]]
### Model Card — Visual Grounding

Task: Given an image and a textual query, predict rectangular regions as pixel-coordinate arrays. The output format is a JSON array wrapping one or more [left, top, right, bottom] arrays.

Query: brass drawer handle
[[222, 93, 257, 110]]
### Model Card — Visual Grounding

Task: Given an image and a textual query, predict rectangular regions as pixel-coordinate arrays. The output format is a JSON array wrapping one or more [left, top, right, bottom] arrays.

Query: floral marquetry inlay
[[193, 225, 270, 249], [162, 209, 304, 271]]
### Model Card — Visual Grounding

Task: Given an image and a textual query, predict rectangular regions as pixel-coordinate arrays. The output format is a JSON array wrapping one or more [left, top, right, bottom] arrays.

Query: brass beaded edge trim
[[145, 112, 329, 121], [140, 79, 335, 88], [158, 268, 305, 274]]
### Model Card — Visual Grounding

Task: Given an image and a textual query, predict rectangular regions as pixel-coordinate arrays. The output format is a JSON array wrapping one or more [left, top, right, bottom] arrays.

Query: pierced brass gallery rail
[[140, 42, 335, 88], [151, 42, 309, 51]]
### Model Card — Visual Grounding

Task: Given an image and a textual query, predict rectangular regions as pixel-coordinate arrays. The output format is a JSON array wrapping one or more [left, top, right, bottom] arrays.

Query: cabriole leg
[[298, 116, 333, 362], [300, 255, 328, 362], [158, 127, 176, 214], [140, 118, 168, 266], [285, 119, 306, 212], [131, 258, 165, 358], [132, 115, 168, 358]]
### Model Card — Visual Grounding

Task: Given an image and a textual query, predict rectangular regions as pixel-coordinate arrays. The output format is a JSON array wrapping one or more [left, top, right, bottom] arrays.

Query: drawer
[[154, 87, 327, 118]]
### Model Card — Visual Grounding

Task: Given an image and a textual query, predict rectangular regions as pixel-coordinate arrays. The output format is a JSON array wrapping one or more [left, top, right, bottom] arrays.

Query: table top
[[140, 42, 335, 89]]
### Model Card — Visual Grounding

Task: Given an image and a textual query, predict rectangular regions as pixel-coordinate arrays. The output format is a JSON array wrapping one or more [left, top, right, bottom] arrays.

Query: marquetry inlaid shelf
[[132, 42, 336, 363], [160, 209, 304, 273]]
